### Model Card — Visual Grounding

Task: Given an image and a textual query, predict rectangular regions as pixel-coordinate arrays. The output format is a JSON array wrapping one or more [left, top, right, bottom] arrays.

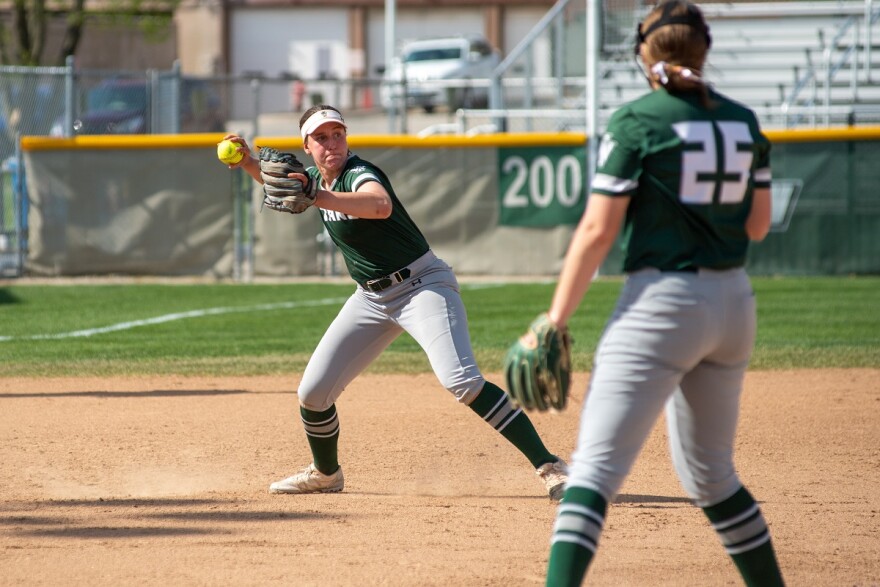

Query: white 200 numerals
[[502, 155, 583, 208]]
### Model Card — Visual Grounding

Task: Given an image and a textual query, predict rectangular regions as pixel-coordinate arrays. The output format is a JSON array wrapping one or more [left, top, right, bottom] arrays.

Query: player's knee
[[568, 460, 626, 501], [296, 385, 335, 413], [679, 472, 742, 507], [439, 373, 485, 403]]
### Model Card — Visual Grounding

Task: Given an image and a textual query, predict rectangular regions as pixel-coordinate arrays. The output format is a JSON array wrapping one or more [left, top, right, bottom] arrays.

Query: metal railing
[[782, 3, 880, 127]]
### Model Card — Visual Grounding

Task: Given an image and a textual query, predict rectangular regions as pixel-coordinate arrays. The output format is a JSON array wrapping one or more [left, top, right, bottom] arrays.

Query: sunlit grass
[[0, 277, 877, 376]]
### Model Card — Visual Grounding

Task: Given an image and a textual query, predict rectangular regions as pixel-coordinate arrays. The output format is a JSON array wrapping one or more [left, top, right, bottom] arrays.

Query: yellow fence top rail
[[20, 125, 880, 151], [764, 125, 880, 142], [21, 132, 587, 151]]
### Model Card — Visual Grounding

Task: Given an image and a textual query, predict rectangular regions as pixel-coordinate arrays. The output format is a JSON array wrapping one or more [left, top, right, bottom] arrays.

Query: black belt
[[363, 268, 411, 293]]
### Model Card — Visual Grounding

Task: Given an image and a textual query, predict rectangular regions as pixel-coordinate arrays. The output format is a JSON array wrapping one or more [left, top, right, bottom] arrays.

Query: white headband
[[300, 109, 347, 140]]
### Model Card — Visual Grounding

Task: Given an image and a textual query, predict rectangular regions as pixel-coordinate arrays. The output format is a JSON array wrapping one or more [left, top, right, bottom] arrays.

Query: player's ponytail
[[636, 0, 713, 108]]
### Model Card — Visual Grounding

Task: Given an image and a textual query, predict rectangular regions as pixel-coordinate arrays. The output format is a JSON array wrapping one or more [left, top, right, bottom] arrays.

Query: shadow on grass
[[0, 288, 20, 305]]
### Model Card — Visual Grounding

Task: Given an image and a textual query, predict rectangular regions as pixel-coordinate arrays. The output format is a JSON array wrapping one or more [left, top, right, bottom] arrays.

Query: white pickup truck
[[381, 35, 501, 113]]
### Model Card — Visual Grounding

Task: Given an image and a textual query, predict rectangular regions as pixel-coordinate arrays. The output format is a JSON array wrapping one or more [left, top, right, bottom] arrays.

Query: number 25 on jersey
[[672, 121, 754, 205]]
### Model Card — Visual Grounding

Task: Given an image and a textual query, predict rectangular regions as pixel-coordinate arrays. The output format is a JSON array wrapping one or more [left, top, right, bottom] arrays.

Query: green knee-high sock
[[546, 486, 607, 586], [468, 381, 556, 468], [702, 486, 785, 586], [300, 404, 340, 475]]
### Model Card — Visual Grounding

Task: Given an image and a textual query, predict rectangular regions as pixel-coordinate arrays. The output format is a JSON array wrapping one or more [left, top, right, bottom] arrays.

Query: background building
[[174, 0, 558, 79]]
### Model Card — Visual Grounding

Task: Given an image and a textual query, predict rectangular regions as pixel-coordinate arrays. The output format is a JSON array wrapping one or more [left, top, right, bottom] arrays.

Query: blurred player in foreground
[[528, 1, 785, 584]]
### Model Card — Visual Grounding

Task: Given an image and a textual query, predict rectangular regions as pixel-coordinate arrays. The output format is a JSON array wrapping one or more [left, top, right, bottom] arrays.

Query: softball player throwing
[[539, 2, 785, 584], [224, 105, 568, 499]]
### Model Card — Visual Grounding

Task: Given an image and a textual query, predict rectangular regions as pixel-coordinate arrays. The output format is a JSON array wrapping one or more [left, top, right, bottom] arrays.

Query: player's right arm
[[547, 117, 638, 329], [315, 180, 392, 219], [221, 134, 262, 182], [547, 193, 629, 328]]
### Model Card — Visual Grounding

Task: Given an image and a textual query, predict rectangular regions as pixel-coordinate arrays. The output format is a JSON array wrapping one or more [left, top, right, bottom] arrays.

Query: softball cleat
[[269, 463, 344, 494], [536, 458, 568, 501]]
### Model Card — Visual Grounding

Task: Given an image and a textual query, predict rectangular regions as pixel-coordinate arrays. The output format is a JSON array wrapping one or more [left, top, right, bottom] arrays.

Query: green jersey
[[308, 154, 430, 284], [593, 88, 771, 272]]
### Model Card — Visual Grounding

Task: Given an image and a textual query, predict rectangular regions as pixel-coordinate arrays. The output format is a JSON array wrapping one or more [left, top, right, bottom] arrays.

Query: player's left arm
[[746, 129, 772, 241], [315, 179, 393, 219], [745, 187, 771, 241]]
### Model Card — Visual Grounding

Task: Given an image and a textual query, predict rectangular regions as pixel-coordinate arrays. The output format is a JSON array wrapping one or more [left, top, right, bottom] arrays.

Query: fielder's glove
[[503, 313, 572, 412], [258, 147, 317, 214]]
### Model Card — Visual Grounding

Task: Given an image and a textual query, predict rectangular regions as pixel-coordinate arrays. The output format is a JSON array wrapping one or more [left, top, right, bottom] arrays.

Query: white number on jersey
[[672, 121, 754, 205]]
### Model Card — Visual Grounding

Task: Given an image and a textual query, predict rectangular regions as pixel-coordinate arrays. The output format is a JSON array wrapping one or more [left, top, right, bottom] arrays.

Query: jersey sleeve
[[752, 125, 772, 189], [591, 107, 644, 198], [347, 163, 384, 192]]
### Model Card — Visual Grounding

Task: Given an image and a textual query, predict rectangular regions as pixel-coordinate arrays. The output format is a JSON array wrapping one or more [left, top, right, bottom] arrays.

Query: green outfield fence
[[750, 127, 880, 275], [10, 125, 880, 279]]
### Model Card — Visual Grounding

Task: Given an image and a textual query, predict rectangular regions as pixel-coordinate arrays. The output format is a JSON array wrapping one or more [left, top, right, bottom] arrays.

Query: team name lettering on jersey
[[321, 209, 358, 222]]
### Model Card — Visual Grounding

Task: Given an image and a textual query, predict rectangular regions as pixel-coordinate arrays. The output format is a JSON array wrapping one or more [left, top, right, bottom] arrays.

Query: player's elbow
[[581, 217, 619, 248], [745, 221, 770, 242], [373, 196, 393, 219]]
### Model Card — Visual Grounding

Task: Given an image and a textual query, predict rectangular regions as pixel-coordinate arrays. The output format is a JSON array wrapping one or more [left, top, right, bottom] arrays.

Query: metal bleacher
[[451, 1, 880, 135], [598, 2, 880, 130]]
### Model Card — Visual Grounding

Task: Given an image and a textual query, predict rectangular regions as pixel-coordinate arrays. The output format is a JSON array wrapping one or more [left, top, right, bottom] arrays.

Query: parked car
[[51, 78, 225, 136], [381, 35, 501, 113]]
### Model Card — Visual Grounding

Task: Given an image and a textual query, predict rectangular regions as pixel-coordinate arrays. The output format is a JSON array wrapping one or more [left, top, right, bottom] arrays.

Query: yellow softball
[[217, 139, 244, 165]]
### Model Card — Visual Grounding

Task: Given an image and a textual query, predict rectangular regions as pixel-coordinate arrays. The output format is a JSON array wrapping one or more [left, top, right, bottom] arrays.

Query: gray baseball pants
[[568, 267, 757, 507], [297, 250, 486, 411]]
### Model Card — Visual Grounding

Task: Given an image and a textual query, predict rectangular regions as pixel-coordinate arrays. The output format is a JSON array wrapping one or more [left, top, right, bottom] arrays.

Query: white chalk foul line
[[1, 282, 511, 342], [0, 297, 350, 342]]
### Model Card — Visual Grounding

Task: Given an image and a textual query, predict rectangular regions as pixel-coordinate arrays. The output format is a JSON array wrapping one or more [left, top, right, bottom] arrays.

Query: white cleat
[[536, 459, 568, 501], [269, 464, 344, 494]]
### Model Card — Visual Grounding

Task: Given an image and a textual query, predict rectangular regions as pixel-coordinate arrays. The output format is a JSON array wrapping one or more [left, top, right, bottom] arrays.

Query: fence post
[[232, 167, 242, 283], [171, 60, 182, 133], [64, 55, 75, 137], [13, 135, 23, 276], [149, 69, 160, 133], [246, 173, 255, 282], [250, 77, 261, 139]]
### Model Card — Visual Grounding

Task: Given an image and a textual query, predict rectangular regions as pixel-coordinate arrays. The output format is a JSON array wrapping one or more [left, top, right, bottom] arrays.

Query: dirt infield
[[1, 369, 878, 586]]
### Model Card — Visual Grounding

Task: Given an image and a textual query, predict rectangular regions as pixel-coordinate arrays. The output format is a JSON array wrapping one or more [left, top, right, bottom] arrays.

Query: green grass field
[[0, 277, 877, 377]]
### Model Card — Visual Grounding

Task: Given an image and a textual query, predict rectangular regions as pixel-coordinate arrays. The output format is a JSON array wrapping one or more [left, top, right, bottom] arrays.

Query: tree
[[0, 0, 180, 67]]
